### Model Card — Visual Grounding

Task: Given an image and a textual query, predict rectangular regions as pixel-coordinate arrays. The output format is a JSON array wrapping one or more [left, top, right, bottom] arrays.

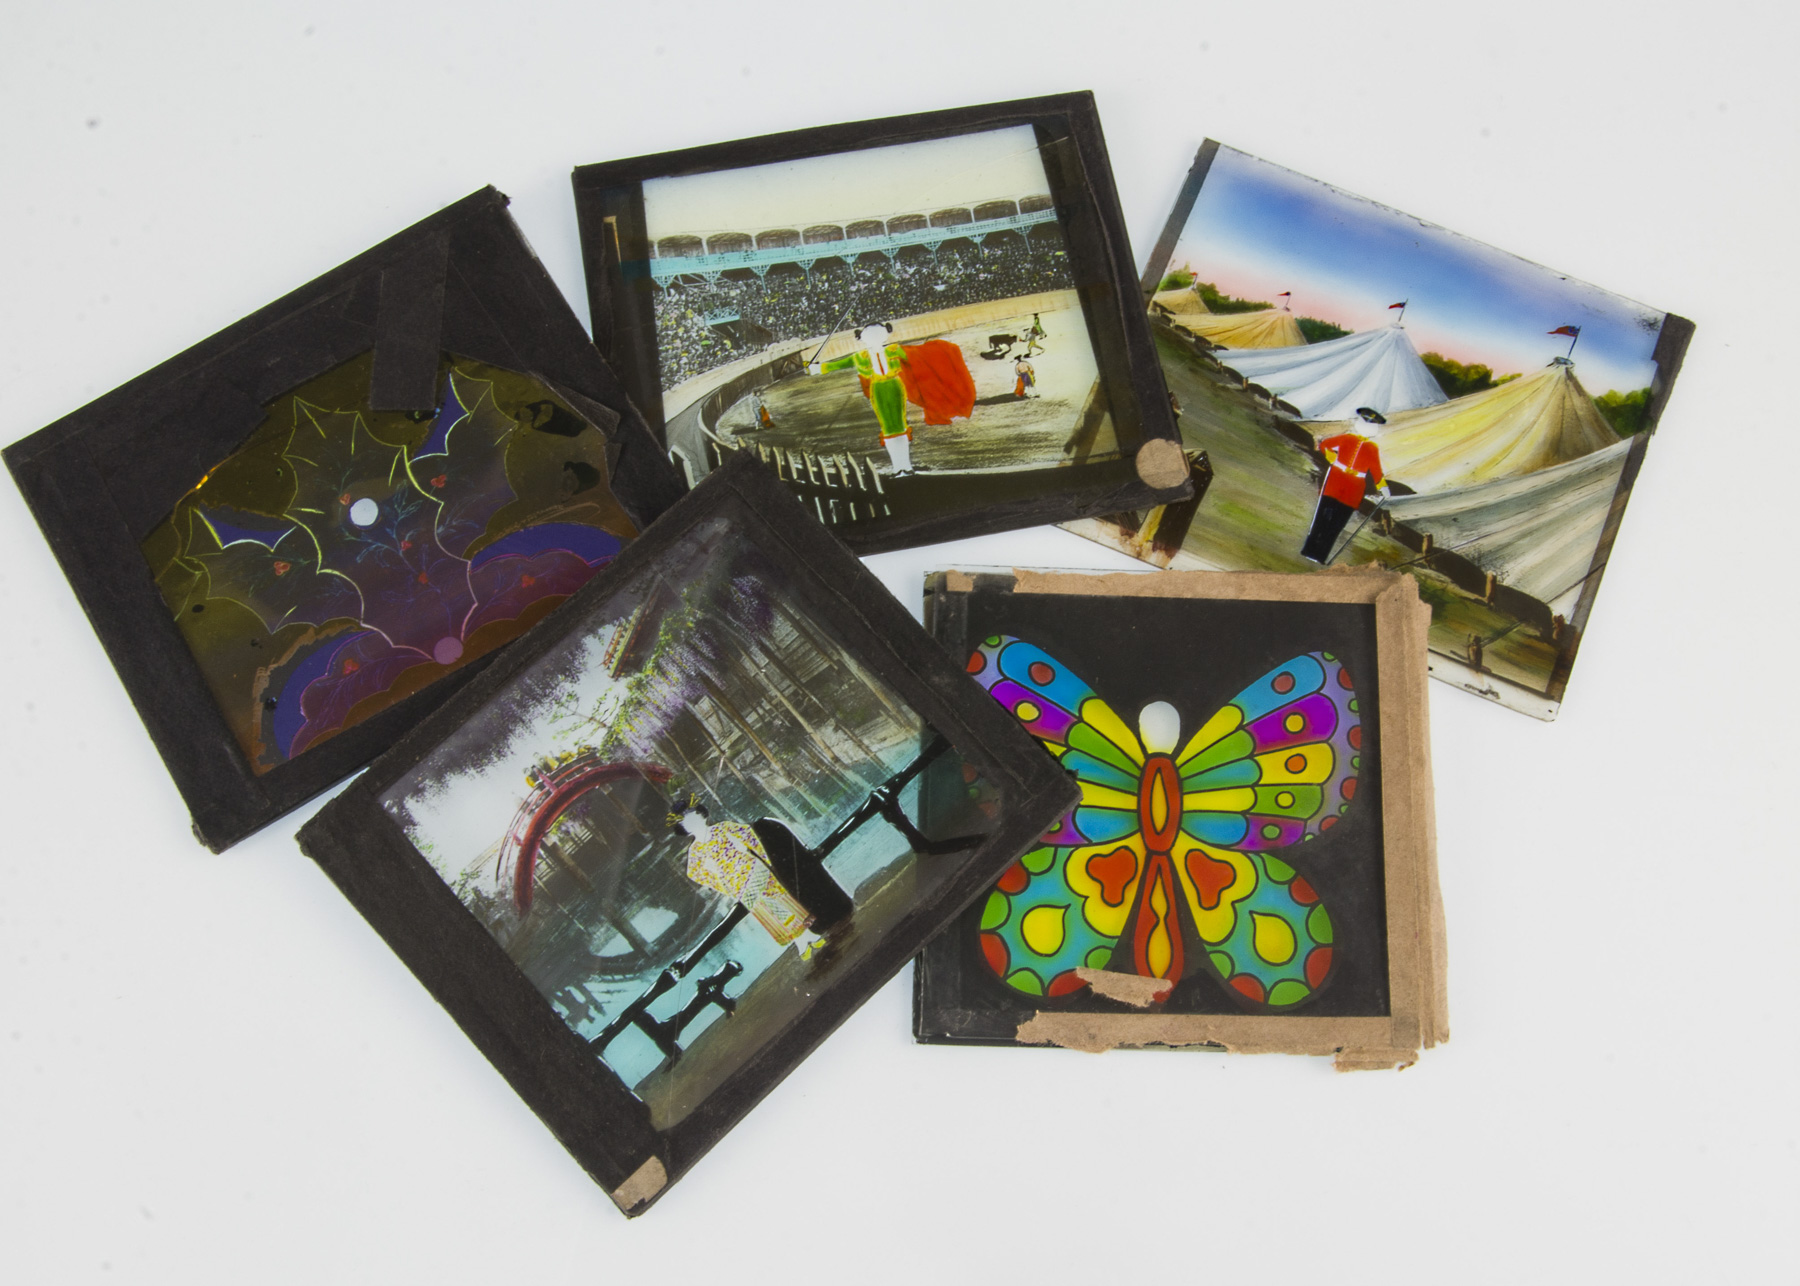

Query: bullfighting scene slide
[[640, 124, 1115, 528]]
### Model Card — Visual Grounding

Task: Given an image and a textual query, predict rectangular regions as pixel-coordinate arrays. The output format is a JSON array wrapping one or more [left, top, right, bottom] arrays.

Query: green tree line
[[1157, 272, 1273, 315], [1420, 351, 1521, 399], [1594, 387, 1652, 437]]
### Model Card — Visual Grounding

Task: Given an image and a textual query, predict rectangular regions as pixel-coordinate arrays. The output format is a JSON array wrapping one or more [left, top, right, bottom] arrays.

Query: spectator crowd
[[651, 237, 1074, 391]]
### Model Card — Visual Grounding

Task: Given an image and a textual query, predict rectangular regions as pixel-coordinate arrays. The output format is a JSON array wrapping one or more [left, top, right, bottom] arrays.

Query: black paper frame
[[571, 92, 1187, 554], [295, 454, 1077, 1216], [4, 189, 686, 851]]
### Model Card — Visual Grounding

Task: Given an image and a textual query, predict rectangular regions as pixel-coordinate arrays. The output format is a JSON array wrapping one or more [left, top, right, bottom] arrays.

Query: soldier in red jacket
[[1302, 407, 1390, 563]]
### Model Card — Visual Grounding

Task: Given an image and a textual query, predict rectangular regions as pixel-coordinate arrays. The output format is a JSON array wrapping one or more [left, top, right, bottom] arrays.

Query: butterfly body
[[967, 636, 1362, 1010]]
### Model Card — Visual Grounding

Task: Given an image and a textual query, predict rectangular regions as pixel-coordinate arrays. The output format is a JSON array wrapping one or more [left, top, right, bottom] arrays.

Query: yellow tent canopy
[[1309, 358, 1620, 494], [1171, 307, 1307, 349], [1151, 286, 1211, 315]]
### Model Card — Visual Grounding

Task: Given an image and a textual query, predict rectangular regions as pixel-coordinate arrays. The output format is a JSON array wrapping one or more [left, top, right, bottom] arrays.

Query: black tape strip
[[369, 233, 450, 411]]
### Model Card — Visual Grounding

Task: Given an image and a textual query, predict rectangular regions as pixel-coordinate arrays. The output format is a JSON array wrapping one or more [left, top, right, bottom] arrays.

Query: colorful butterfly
[[965, 636, 1364, 1009]]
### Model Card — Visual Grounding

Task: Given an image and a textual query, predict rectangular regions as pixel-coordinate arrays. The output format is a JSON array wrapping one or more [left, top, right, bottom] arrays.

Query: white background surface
[[2, 3, 1793, 1281]]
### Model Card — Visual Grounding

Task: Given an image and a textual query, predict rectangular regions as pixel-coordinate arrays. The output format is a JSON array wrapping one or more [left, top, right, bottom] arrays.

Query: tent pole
[[1327, 497, 1383, 565]]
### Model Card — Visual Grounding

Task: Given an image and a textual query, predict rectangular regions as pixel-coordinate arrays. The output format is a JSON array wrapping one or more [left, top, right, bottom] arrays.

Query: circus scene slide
[[1071, 144, 1676, 719], [640, 125, 1112, 530]]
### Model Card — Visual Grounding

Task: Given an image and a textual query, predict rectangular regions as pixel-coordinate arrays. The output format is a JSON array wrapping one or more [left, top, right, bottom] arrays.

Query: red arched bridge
[[498, 752, 673, 913]]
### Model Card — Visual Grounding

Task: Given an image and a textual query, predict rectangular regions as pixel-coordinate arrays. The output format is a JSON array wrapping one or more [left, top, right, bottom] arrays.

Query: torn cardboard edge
[[1011, 1013, 1424, 1071], [930, 566, 1448, 1071], [609, 1156, 668, 1214]]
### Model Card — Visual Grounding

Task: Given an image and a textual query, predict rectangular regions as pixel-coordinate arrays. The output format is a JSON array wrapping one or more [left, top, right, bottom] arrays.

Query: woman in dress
[[675, 802, 852, 959]]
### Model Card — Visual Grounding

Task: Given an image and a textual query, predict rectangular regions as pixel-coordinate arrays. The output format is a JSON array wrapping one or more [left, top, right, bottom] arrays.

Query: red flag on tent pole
[[1549, 324, 1581, 357], [1389, 299, 1408, 322], [1277, 290, 1292, 310]]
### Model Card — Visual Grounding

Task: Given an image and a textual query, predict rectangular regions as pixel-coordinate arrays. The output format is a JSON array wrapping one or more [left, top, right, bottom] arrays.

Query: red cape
[[897, 340, 977, 425]]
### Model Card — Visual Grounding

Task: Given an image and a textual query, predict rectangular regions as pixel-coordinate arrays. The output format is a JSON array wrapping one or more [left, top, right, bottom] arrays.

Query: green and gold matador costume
[[818, 343, 911, 440]]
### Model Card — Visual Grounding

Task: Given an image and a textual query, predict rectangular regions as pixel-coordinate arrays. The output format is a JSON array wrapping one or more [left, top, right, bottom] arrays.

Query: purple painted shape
[[1306, 678, 1364, 842], [990, 678, 1078, 743], [1040, 813, 1086, 846], [966, 647, 1005, 693], [464, 548, 597, 638], [1236, 814, 1307, 851], [469, 523, 622, 569], [417, 379, 467, 456], [289, 632, 433, 757], [1245, 692, 1339, 753], [272, 631, 374, 758]]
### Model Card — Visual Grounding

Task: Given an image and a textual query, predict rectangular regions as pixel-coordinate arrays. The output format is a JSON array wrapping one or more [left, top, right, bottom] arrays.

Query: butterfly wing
[[1167, 651, 1362, 1008], [965, 636, 1150, 997]]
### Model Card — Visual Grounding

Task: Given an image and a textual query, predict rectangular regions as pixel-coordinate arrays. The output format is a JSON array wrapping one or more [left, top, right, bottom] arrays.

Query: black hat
[[1354, 407, 1388, 425]]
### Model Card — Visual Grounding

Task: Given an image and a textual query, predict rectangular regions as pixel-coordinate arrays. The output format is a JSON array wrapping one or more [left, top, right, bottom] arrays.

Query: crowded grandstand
[[651, 207, 1072, 391]]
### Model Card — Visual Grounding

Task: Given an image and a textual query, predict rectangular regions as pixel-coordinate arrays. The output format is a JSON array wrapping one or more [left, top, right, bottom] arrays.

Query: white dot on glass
[[1137, 701, 1181, 755], [348, 498, 379, 527]]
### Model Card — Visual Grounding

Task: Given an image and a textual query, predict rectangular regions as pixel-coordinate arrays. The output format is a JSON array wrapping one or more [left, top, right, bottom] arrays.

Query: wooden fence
[[706, 437, 896, 525]]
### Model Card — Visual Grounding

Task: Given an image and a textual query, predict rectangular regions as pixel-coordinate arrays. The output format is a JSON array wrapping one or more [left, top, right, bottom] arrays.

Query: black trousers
[[1301, 495, 1357, 563], [752, 819, 853, 932]]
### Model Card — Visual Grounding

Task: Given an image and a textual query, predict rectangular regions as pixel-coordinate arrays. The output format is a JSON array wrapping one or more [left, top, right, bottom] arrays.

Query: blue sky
[[1173, 146, 1666, 396]]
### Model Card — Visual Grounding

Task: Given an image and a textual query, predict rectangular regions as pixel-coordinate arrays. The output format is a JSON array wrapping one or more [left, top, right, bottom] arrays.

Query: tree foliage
[[1194, 281, 1272, 314], [1297, 317, 1349, 343], [1594, 387, 1653, 437], [1420, 351, 1519, 399], [1154, 273, 1276, 314]]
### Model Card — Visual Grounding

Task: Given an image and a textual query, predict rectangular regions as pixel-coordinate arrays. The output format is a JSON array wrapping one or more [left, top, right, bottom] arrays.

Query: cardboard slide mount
[[3, 188, 686, 851], [913, 567, 1447, 1070], [297, 455, 1079, 1215], [572, 91, 1190, 554]]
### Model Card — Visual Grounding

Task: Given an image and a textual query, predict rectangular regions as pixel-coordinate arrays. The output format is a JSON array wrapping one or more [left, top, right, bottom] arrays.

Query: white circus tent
[[1309, 357, 1621, 494], [1169, 307, 1306, 349], [1380, 438, 1632, 614], [1214, 323, 1448, 420]]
